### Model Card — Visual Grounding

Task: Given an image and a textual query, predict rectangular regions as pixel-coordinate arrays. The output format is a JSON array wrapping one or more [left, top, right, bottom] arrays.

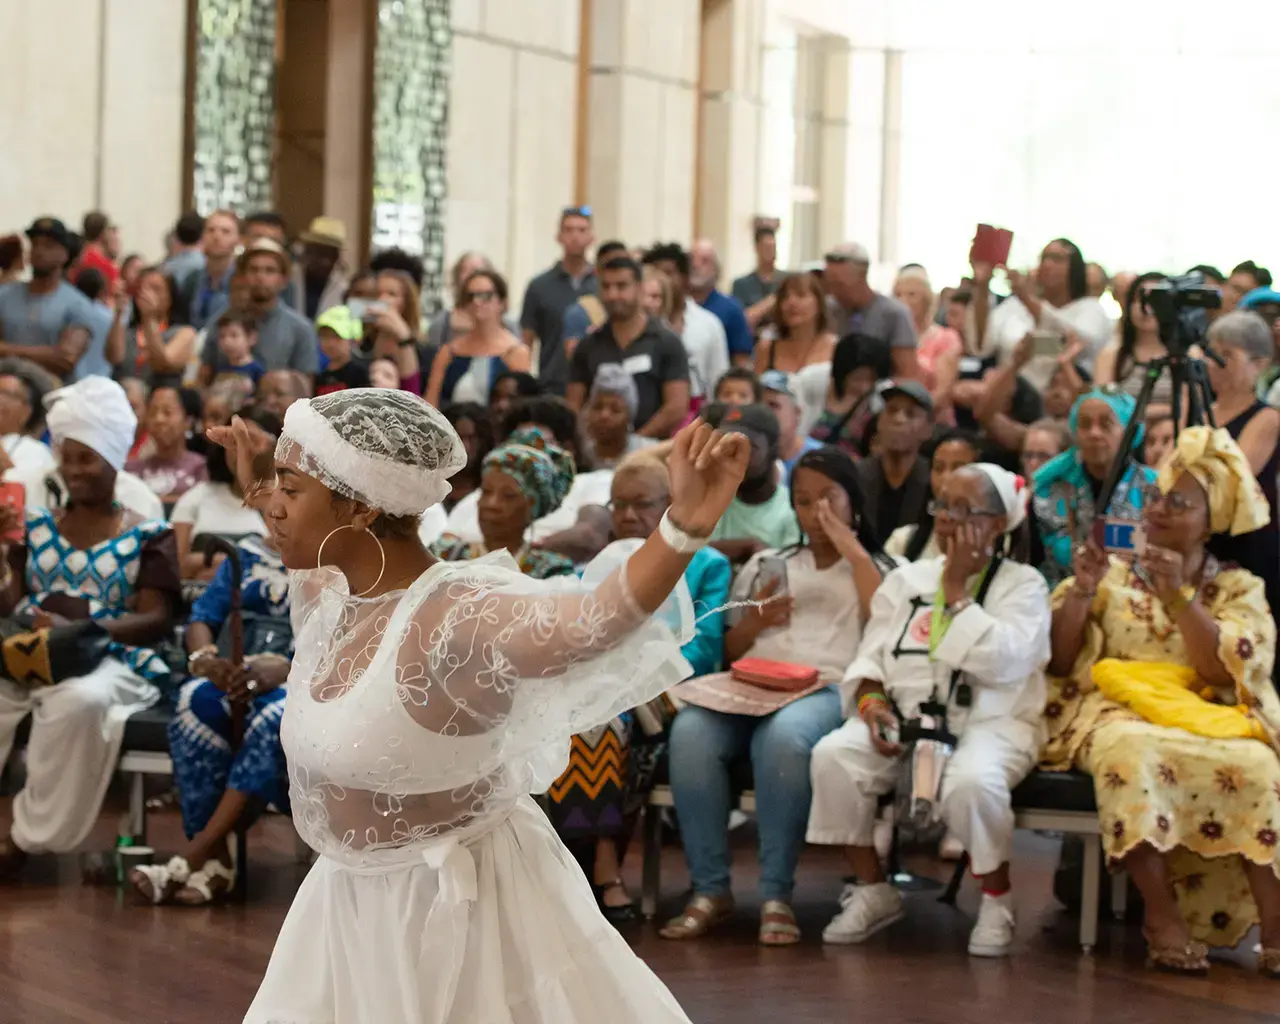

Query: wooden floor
[[3, 805, 1279, 1024]]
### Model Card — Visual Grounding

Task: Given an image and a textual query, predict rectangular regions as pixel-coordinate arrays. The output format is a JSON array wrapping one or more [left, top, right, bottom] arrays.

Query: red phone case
[[0, 483, 25, 543], [971, 224, 1013, 267]]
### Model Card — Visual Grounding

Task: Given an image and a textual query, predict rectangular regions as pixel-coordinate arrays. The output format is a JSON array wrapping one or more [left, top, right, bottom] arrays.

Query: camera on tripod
[[1141, 272, 1222, 352]]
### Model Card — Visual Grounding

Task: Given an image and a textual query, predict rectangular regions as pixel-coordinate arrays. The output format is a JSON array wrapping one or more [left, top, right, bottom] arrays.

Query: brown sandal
[[759, 899, 801, 946], [659, 894, 734, 940], [1145, 937, 1209, 975], [1259, 948, 1280, 979]]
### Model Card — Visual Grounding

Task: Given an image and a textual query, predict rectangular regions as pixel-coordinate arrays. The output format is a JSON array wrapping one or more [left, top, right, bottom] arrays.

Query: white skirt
[[243, 797, 691, 1024]]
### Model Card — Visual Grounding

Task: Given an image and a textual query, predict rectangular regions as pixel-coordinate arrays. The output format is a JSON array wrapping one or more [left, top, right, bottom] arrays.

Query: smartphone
[[971, 224, 1013, 267], [756, 555, 789, 598], [1102, 517, 1147, 557], [1029, 328, 1066, 357], [347, 298, 386, 321], [0, 482, 24, 543]]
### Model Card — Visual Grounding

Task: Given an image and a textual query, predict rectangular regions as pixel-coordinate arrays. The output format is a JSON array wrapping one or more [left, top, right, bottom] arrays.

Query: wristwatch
[[1163, 583, 1198, 617], [945, 596, 974, 617]]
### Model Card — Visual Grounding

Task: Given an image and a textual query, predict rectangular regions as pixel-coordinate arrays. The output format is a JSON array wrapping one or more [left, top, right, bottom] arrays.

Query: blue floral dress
[[168, 535, 293, 839], [19, 508, 176, 683]]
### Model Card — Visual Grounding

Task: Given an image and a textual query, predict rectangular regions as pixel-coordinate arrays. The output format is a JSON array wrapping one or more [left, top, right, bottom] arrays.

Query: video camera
[[1140, 272, 1222, 353]]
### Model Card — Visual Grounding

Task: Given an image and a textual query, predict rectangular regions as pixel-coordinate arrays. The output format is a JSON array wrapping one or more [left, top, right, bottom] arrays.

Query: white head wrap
[[44, 376, 137, 471], [966, 463, 1029, 533], [276, 388, 467, 516]]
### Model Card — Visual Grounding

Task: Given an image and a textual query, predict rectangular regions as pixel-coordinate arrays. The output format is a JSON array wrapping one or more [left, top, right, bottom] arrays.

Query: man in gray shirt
[[519, 206, 597, 394], [0, 217, 95, 379], [200, 238, 317, 384], [162, 212, 206, 289], [824, 242, 919, 379]]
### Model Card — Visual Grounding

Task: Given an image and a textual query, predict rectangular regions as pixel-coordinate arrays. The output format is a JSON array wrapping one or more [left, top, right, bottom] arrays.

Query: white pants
[[806, 715, 1040, 876], [0, 660, 157, 854]]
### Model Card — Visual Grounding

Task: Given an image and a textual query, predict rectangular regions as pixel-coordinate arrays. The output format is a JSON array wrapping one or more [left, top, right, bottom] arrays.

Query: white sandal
[[129, 855, 191, 905], [174, 843, 238, 906]]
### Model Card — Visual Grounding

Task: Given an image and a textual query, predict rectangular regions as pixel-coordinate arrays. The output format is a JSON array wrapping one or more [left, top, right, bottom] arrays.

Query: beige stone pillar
[[323, 0, 375, 266]]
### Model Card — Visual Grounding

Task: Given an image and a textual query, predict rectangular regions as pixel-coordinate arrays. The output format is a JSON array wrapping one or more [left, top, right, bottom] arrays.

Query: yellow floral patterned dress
[[1042, 557, 1280, 947]]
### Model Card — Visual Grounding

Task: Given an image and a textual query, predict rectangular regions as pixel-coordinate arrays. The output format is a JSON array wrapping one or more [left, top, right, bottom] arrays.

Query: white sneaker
[[822, 882, 904, 944], [968, 892, 1015, 957]]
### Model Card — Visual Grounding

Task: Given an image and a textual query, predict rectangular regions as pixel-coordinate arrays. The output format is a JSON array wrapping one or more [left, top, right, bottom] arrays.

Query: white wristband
[[658, 510, 707, 554]]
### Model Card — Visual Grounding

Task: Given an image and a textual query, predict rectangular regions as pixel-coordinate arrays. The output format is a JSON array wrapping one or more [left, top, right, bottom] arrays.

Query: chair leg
[[641, 805, 663, 920], [1110, 868, 1128, 921], [128, 772, 146, 842], [1079, 836, 1101, 954], [232, 825, 249, 902], [939, 852, 969, 905]]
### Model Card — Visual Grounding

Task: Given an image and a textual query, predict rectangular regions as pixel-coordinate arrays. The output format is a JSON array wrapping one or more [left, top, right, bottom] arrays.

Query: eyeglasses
[[1140, 486, 1198, 514], [465, 290, 497, 305], [607, 497, 668, 514], [927, 500, 1000, 521]]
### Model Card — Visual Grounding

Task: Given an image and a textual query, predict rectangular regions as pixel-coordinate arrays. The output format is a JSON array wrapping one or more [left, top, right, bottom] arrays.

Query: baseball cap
[[316, 306, 363, 341], [1240, 286, 1280, 310], [758, 369, 796, 398], [714, 402, 780, 444], [880, 379, 934, 416], [25, 217, 71, 249]]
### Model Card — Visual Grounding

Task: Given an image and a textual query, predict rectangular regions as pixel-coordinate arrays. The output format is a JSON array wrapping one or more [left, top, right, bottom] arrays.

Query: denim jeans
[[666, 686, 843, 901]]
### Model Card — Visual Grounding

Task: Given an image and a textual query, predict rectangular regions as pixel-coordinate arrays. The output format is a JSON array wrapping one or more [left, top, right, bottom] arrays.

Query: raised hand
[[816, 497, 865, 564], [667, 420, 751, 537], [1070, 540, 1110, 596], [206, 415, 276, 496]]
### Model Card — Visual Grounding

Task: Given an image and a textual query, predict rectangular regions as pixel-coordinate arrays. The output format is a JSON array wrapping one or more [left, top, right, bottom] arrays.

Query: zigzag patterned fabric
[[16, 509, 171, 683], [546, 717, 631, 838]]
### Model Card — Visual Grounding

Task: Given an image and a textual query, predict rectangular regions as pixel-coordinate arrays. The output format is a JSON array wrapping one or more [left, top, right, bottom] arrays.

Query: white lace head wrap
[[965, 462, 1029, 533], [45, 376, 137, 471], [276, 389, 467, 516]]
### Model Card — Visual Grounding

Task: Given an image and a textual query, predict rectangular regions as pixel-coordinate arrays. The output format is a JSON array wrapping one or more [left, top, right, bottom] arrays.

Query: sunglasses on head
[[465, 289, 497, 305], [562, 205, 592, 220]]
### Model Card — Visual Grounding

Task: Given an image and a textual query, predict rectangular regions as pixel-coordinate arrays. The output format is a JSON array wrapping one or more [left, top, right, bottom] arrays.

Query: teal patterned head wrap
[[483, 425, 576, 520]]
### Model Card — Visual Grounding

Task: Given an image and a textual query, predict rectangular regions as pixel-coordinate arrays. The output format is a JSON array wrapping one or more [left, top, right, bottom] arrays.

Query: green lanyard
[[928, 565, 990, 660]]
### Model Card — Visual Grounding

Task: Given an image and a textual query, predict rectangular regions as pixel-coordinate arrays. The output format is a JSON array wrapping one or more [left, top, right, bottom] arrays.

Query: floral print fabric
[[1041, 557, 1280, 946]]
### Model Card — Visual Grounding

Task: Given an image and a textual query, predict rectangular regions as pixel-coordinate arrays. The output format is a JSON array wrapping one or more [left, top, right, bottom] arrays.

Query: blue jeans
[[667, 686, 843, 901]]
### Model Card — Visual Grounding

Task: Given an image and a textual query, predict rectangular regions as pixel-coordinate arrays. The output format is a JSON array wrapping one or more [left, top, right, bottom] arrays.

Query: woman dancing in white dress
[[207, 388, 749, 1024]]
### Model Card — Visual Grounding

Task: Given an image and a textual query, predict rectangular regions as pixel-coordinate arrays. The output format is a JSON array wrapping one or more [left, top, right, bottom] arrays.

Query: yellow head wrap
[[1156, 426, 1270, 536]]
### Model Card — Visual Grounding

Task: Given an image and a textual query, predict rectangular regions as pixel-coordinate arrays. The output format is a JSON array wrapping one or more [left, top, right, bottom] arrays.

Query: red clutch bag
[[729, 657, 820, 693]]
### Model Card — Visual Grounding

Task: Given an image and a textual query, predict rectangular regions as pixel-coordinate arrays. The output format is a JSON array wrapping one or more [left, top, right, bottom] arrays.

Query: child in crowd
[[714, 367, 763, 407], [315, 306, 371, 395], [212, 310, 265, 389], [1143, 412, 1175, 467], [369, 356, 400, 389]]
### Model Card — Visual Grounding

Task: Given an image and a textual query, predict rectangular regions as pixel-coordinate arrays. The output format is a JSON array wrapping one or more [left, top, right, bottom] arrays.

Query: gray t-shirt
[[827, 292, 917, 349], [202, 302, 318, 374], [731, 270, 784, 310], [0, 281, 96, 350]]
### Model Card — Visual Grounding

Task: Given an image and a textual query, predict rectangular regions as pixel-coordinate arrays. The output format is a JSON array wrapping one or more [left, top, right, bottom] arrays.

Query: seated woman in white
[[807, 463, 1051, 957]]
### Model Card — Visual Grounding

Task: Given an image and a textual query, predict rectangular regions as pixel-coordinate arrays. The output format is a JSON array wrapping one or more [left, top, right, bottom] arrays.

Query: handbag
[[729, 657, 820, 693], [0, 618, 112, 690]]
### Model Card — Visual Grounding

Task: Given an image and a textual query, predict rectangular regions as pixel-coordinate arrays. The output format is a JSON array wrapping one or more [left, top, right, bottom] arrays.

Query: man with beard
[[199, 239, 316, 386], [855, 380, 932, 538], [0, 217, 94, 378], [565, 256, 689, 438], [689, 238, 753, 367]]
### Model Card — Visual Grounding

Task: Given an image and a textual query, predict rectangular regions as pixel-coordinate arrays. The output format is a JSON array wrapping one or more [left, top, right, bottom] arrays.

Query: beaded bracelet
[[857, 692, 888, 718]]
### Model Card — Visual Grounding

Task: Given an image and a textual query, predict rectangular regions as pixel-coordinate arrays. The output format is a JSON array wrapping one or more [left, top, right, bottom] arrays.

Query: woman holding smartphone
[[662, 446, 890, 945]]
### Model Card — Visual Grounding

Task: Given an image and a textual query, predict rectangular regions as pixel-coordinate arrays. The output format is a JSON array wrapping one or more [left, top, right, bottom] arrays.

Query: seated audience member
[[642, 243, 729, 407], [566, 256, 691, 439], [438, 401, 495, 512], [1223, 259, 1272, 314], [810, 465, 1050, 956], [0, 358, 57, 478], [1205, 311, 1280, 633], [200, 377, 247, 435], [126, 386, 208, 504], [971, 336, 1082, 459], [133, 530, 291, 905], [580, 364, 657, 470], [120, 376, 150, 453], [1033, 387, 1155, 585], [314, 306, 370, 395], [714, 367, 763, 407], [1094, 272, 1183, 414], [429, 426, 576, 579], [368, 356, 400, 390], [753, 273, 836, 377], [488, 368, 541, 427], [427, 269, 530, 407], [702, 403, 801, 562], [1043, 429, 1280, 975], [1236, 287, 1280, 403], [1142, 413, 1175, 468], [426, 252, 517, 351], [107, 265, 197, 388], [894, 265, 961, 417], [547, 455, 732, 923], [170, 407, 279, 579], [810, 334, 894, 456], [970, 237, 1112, 387], [1021, 417, 1072, 480], [856, 381, 932, 540], [0, 377, 179, 879], [258, 369, 309, 418], [662, 447, 887, 944], [210, 309, 265, 391], [885, 429, 982, 560], [760, 370, 822, 482]]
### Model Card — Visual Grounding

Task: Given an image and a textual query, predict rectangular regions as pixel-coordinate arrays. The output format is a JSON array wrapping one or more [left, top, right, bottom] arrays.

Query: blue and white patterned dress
[[19, 507, 174, 683], [168, 535, 293, 838]]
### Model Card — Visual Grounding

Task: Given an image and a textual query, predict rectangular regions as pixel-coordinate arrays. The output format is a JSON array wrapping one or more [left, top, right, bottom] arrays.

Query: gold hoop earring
[[315, 524, 387, 598]]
